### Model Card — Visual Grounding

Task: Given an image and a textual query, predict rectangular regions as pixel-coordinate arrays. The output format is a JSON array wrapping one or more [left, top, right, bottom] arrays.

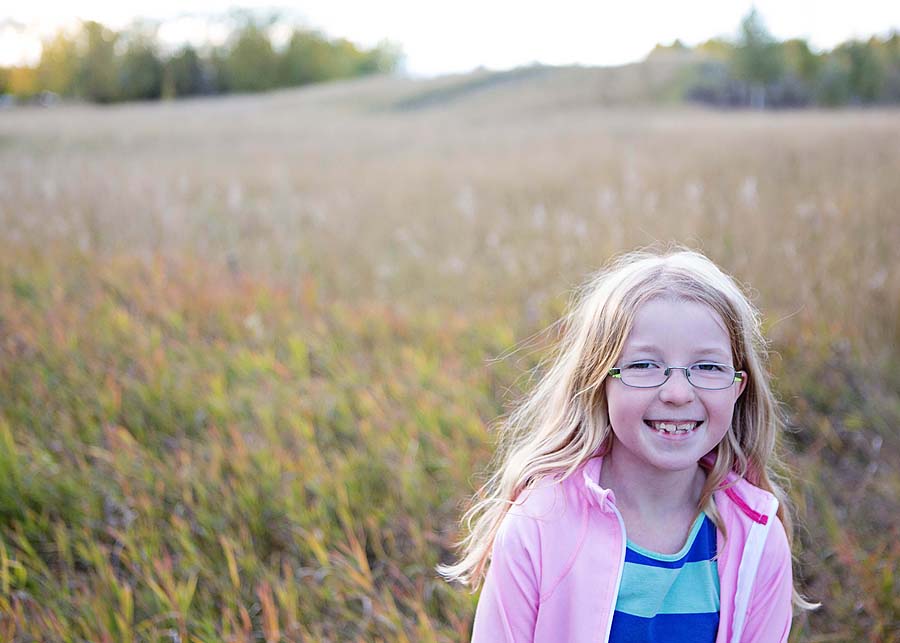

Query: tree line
[[2, 9, 897, 108], [653, 10, 900, 108], [0, 16, 402, 104]]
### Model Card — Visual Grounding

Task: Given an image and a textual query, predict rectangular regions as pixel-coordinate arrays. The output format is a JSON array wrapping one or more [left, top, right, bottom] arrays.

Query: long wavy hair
[[438, 247, 815, 609]]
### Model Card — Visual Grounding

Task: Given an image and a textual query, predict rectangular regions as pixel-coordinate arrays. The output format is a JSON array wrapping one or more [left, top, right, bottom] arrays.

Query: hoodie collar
[[579, 455, 617, 512], [577, 453, 774, 524]]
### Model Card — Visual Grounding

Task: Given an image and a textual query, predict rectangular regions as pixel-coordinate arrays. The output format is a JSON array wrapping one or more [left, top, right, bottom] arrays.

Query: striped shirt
[[608, 513, 720, 642]]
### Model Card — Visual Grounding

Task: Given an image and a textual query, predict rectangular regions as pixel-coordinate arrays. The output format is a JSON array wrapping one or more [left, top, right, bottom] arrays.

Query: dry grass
[[0, 68, 898, 641]]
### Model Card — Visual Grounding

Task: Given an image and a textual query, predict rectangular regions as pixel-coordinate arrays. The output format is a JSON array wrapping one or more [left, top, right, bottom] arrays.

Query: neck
[[598, 446, 705, 519]]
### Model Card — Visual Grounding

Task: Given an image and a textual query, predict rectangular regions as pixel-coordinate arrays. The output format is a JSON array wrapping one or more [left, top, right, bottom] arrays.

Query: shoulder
[[715, 476, 790, 568], [761, 513, 791, 567], [495, 474, 583, 544], [716, 475, 780, 525], [506, 473, 584, 522], [490, 472, 599, 601], [720, 477, 792, 583]]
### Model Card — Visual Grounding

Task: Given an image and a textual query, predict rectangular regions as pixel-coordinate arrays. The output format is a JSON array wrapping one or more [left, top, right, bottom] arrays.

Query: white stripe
[[730, 495, 779, 643], [603, 504, 628, 643]]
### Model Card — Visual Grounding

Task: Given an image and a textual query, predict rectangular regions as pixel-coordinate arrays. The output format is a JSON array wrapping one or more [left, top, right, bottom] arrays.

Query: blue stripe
[[624, 516, 717, 568], [609, 610, 719, 642]]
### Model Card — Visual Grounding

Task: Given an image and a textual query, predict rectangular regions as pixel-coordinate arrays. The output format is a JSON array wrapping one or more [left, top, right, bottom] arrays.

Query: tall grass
[[0, 71, 898, 640]]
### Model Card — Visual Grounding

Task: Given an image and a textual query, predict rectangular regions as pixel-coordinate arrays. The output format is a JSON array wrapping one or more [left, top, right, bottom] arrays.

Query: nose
[[658, 368, 695, 405]]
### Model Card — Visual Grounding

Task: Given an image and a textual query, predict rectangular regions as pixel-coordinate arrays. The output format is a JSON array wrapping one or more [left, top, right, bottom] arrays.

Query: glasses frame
[[607, 361, 744, 391]]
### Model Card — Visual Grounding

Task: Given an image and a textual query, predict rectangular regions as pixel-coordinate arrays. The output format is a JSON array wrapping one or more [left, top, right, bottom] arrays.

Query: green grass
[[1, 69, 898, 641], [0, 251, 511, 641]]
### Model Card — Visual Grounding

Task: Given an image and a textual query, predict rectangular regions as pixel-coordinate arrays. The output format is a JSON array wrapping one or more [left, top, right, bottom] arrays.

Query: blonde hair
[[438, 246, 815, 609]]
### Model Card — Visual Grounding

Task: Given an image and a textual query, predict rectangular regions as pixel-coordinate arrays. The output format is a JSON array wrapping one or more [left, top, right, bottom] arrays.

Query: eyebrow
[[623, 344, 731, 359]]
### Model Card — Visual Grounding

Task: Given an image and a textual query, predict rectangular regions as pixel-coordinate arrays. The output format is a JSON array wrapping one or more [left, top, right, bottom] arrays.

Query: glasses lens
[[618, 362, 668, 387], [688, 363, 736, 389]]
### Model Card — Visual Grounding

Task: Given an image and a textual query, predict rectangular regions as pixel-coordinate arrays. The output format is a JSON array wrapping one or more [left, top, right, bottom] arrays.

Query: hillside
[[258, 52, 701, 114]]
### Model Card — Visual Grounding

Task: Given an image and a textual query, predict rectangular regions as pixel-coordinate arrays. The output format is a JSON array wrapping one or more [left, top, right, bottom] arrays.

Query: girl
[[438, 248, 815, 642]]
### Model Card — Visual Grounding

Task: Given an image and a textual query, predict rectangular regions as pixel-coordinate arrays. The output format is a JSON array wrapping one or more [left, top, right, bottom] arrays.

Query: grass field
[[1, 66, 898, 641]]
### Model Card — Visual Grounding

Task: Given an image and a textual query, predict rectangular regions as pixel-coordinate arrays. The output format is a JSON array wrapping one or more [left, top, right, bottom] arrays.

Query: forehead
[[622, 297, 732, 356]]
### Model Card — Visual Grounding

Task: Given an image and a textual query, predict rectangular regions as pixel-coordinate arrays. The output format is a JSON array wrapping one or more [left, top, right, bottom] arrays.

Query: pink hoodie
[[471, 455, 793, 643]]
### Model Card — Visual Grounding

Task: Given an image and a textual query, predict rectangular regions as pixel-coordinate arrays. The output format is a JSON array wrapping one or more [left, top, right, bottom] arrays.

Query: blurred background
[[1, 2, 898, 641]]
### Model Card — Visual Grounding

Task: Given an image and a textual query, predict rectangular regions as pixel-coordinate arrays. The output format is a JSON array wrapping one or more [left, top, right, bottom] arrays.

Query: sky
[[2, 1, 899, 76]]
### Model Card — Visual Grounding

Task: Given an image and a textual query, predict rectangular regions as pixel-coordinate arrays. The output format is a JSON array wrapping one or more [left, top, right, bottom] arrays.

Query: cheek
[[604, 382, 621, 418], [604, 384, 643, 429], [711, 395, 740, 432]]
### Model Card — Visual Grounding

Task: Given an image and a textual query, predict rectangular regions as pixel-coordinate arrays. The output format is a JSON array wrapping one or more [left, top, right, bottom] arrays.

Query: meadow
[[0, 66, 898, 641]]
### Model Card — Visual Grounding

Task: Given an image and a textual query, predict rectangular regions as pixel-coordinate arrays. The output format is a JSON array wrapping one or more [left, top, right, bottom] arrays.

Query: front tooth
[[655, 422, 694, 433]]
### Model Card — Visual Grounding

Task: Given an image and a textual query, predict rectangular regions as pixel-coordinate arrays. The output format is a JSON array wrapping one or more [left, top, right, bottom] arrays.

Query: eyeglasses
[[608, 361, 744, 390]]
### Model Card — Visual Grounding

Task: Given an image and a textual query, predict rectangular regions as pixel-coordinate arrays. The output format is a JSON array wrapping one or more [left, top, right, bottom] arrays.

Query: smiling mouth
[[645, 420, 703, 434]]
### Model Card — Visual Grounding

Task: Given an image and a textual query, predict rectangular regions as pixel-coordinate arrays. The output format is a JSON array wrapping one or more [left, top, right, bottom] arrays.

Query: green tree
[[37, 32, 79, 95], [816, 54, 852, 105], [329, 38, 369, 78], [647, 39, 692, 61], [164, 45, 209, 97], [781, 39, 821, 83], [278, 29, 333, 86], [731, 8, 784, 107], [696, 38, 734, 61], [76, 21, 119, 103], [355, 40, 404, 75], [881, 32, 900, 67], [876, 32, 900, 100], [222, 21, 279, 92], [119, 32, 163, 101], [207, 47, 229, 93], [278, 30, 402, 88], [839, 39, 885, 102]]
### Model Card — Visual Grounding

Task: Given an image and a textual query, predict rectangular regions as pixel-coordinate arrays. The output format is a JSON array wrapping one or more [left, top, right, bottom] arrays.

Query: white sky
[[2, 1, 898, 76]]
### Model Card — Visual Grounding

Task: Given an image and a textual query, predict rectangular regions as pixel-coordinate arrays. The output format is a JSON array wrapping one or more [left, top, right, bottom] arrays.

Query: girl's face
[[605, 297, 746, 477]]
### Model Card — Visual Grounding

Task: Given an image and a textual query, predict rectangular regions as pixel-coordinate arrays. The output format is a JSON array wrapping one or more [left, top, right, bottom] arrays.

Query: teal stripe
[[614, 560, 720, 618]]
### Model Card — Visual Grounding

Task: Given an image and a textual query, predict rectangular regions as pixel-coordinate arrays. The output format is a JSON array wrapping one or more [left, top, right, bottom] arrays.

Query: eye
[[623, 361, 661, 371], [693, 362, 728, 373]]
